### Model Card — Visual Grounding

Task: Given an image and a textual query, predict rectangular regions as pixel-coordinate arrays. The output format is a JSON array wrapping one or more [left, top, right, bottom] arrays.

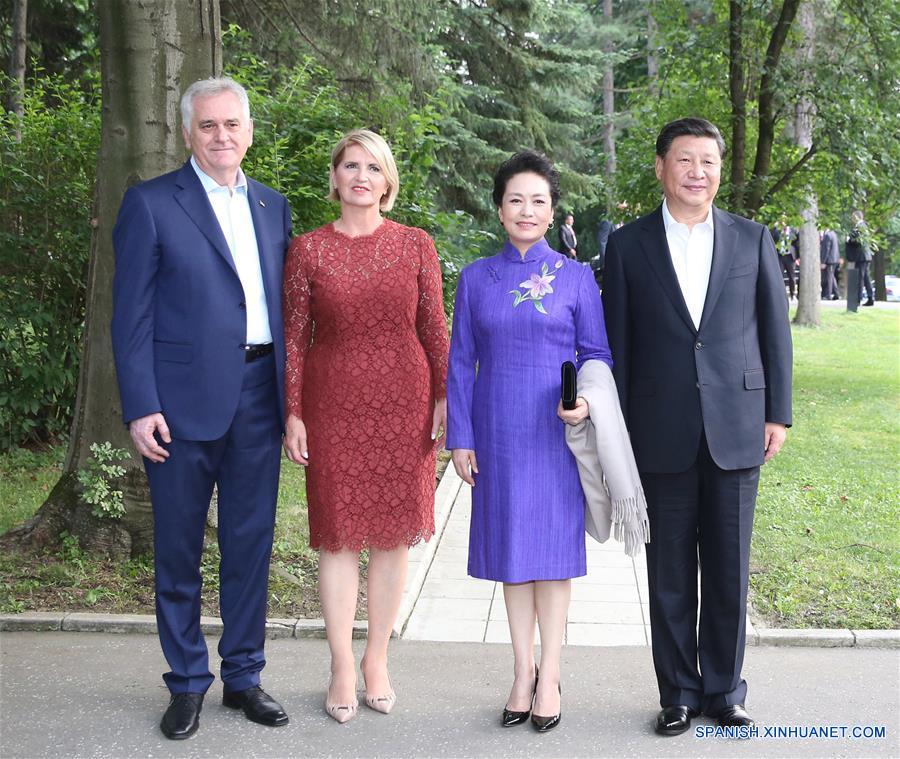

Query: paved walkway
[[404, 480, 656, 646]]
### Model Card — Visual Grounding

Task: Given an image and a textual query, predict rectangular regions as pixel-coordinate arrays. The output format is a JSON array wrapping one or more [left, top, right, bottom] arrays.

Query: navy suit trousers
[[145, 353, 281, 694], [642, 434, 759, 715]]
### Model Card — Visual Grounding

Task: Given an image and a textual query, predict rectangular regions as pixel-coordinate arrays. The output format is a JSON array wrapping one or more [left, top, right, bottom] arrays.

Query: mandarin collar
[[501, 237, 555, 263]]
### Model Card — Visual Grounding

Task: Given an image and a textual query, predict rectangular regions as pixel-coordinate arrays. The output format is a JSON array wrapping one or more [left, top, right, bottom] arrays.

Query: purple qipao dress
[[447, 239, 613, 582]]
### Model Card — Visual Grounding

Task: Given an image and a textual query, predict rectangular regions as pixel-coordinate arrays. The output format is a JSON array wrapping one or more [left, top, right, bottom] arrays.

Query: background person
[[447, 150, 613, 733], [845, 210, 875, 306], [558, 212, 578, 259], [819, 227, 840, 300], [282, 129, 449, 723]]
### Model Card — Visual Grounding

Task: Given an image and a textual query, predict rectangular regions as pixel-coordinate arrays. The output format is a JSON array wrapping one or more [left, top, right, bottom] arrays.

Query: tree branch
[[761, 143, 818, 204]]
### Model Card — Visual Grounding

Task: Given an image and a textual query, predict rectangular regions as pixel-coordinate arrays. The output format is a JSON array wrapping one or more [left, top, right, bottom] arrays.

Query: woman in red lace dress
[[283, 130, 449, 723]]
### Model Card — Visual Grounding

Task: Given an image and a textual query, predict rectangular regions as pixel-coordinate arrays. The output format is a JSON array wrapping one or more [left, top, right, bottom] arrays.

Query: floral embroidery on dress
[[510, 262, 556, 314]]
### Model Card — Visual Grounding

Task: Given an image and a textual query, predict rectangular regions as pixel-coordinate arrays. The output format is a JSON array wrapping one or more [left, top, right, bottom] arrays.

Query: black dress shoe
[[863, 299, 875, 306], [655, 704, 699, 736], [531, 681, 561, 733], [502, 666, 538, 727], [223, 685, 289, 726], [160, 692, 204, 740], [715, 704, 754, 728]]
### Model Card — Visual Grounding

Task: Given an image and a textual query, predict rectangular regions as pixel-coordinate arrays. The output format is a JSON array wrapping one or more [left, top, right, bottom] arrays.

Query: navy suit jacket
[[111, 160, 292, 441], [602, 205, 792, 473]]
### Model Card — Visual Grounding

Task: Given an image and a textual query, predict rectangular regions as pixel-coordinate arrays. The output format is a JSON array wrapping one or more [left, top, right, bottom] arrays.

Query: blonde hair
[[328, 129, 400, 212]]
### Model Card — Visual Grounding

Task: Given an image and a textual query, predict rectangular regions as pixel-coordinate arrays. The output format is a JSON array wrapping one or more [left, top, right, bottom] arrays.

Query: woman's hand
[[451, 448, 479, 486], [431, 397, 447, 449], [283, 414, 309, 465], [557, 397, 589, 426]]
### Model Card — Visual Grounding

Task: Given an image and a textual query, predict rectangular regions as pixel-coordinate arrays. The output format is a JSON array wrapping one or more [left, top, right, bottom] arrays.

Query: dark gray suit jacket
[[602, 205, 792, 473]]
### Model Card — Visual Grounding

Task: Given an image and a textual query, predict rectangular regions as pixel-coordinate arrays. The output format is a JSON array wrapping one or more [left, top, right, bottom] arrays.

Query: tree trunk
[[3, 0, 222, 559], [646, 2, 658, 96], [728, 0, 747, 212], [7, 0, 27, 139], [602, 0, 616, 193], [792, 1, 820, 327], [745, 0, 802, 215]]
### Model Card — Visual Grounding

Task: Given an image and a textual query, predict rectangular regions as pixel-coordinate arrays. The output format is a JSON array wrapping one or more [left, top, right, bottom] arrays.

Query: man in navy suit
[[111, 78, 292, 740], [602, 118, 792, 736]]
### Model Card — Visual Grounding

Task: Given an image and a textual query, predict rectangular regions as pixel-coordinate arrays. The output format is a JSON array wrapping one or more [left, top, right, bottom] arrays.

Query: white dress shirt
[[191, 157, 272, 344], [662, 199, 714, 330]]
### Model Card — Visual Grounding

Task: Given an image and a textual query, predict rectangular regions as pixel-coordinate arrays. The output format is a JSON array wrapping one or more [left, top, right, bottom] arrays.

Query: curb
[[3, 609, 896, 649], [3, 466, 897, 650], [0, 467, 465, 643]]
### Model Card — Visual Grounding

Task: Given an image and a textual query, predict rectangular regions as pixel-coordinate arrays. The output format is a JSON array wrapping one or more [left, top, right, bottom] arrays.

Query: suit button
[[239, 302, 246, 309], [696, 382, 701, 388], [695, 341, 703, 349]]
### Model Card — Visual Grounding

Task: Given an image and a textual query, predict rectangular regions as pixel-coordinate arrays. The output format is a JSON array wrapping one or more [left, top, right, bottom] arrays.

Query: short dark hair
[[656, 118, 727, 159], [492, 150, 561, 208]]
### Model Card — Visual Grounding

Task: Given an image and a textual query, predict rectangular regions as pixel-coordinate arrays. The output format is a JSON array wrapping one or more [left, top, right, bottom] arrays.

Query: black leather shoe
[[531, 681, 561, 733], [715, 704, 754, 728], [502, 667, 538, 727], [863, 299, 875, 306], [223, 686, 289, 726], [160, 692, 203, 740], [655, 704, 699, 736]]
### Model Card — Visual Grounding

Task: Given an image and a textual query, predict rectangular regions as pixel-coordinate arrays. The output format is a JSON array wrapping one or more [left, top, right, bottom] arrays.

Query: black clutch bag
[[561, 361, 577, 410]]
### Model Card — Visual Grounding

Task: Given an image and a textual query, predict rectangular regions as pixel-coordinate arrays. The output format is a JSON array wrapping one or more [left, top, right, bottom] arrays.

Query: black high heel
[[501, 666, 538, 727], [531, 682, 561, 732]]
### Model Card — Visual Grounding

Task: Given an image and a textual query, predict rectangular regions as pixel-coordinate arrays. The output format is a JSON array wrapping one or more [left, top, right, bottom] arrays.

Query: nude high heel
[[324, 679, 358, 724]]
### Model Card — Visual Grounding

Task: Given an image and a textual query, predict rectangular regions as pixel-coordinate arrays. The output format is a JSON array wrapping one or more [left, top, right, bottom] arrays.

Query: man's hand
[[764, 423, 787, 463], [558, 397, 589, 426], [431, 397, 447, 449], [451, 448, 479, 486], [283, 414, 309, 466], [128, 413, 171, 463]]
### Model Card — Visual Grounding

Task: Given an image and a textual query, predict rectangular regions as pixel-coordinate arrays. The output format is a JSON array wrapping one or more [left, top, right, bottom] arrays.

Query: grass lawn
[[751, 307, 899, 629]]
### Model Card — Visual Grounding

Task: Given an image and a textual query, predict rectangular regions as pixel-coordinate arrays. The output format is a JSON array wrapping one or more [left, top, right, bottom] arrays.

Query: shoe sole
[[655, 723, 692, 736], [222, 698, 289, 726], [160, 722, 199, 740]]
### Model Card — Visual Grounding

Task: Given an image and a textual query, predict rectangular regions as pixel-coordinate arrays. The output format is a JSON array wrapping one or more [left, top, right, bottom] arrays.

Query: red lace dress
[[283, 220, 449, 551]]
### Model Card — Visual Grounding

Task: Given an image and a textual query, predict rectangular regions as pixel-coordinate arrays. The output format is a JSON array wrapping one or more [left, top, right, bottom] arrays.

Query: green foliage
[[226, 25, 491, 316], [75, 442, 130, 519], [0, 71, 100, 450], [0, 444, 65, 533]]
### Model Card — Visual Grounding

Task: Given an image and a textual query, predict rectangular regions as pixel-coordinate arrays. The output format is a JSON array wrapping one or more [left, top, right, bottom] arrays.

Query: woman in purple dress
[[447, 151, 613, 732]]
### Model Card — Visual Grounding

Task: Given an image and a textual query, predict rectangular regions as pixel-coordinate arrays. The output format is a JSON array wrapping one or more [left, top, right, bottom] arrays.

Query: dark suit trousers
[[642, 434, 759, 715], [145, 353, 281, 694], [821, 264, 838, 299], [857, 261, 874, 301]]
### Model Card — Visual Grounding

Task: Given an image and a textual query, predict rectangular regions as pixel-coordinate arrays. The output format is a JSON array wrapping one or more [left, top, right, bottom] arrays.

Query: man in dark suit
[[819, 228, 840, 300], [558, 212, 578, 258], [111, 78, 292, 740], [845, 210, 875, 306], [602, 118, 792, 736]]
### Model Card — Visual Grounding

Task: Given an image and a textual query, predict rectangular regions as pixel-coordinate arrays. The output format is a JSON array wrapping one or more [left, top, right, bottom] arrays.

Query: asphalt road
[[1, 632, 897, 758]]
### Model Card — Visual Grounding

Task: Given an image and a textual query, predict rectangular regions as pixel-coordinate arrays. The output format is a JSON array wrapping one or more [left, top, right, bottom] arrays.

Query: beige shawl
[[565, 359, 650, 557]]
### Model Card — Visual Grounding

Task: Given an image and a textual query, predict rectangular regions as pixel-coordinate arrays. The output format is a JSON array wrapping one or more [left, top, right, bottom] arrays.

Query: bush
[[0, 73, 100, 450]]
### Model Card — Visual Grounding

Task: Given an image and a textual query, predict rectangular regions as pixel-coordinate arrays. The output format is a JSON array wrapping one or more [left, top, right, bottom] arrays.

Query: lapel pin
[[259, 199, 266, 207]]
